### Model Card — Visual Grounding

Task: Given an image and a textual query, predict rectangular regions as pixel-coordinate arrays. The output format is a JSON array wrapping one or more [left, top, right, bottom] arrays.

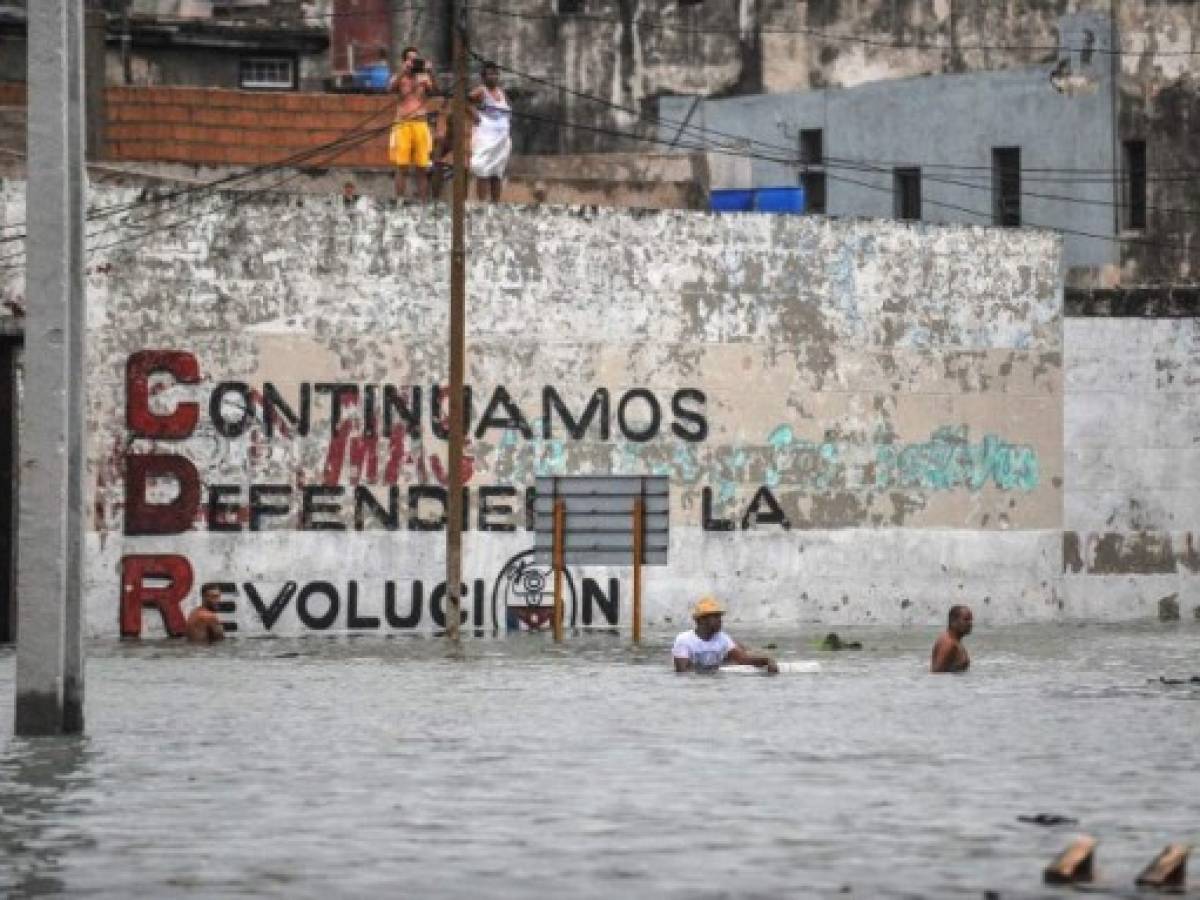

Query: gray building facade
[[661, 14, 1121, 282]]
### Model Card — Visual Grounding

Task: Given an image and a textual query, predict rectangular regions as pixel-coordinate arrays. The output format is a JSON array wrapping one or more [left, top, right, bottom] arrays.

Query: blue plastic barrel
[[753, 187, 806, 214], [709, 189, 755, 212]]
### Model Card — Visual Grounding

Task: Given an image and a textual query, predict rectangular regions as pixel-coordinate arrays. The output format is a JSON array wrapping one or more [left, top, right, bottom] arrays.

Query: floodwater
[[1, 622, 1197, 899]]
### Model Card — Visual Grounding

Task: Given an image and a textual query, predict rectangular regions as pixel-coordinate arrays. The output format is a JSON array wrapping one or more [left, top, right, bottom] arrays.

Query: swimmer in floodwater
[[930, 604, 972, 673], [672, 596, 778, 674], [186, 585, 226, 644]]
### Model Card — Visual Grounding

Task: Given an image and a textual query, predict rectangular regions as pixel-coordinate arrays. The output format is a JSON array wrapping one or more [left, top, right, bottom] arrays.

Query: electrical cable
[[0, 119, 394, 269], [481, 54, 1200, 221], [501, 107, 1195, 254], [0, 99, 398, 248], [478, 53, 1200, 182], [466, 4, 1200, 58]]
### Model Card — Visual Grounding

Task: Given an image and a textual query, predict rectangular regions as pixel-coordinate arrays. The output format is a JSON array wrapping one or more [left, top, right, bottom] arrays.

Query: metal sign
[[534, 476, 669, 566]]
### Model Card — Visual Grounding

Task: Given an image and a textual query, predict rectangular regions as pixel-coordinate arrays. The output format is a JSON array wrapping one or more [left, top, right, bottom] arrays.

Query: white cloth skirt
[[471, 129, 511, 179]]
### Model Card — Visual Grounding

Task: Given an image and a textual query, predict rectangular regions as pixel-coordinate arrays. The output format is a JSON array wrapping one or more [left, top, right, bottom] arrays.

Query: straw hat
[[692, 596, 726, 619]]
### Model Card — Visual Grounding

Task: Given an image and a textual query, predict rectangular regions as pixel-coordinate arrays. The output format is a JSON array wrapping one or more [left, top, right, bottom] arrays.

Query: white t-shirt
[[672, 629, 736, 671]]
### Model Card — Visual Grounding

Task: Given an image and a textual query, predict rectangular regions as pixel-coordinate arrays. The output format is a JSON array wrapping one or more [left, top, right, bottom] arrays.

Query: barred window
[[239, 57, 295, 91]]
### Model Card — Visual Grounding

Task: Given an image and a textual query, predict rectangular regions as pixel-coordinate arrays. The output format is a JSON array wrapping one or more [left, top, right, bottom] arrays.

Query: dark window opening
[[558, 0, 584, 13], [1123, 139, 1147, 231], [801, 171, 827, 214], [799, 128, 823, 165], [1080, 29, 1096, 65], [894, 167, 921, 221], [992, 147, 1021, 227]]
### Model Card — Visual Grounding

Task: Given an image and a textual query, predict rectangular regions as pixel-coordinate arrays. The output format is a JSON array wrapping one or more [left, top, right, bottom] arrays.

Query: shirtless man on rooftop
[[930, 604, 972, 673], [388, 46, 435, 201]]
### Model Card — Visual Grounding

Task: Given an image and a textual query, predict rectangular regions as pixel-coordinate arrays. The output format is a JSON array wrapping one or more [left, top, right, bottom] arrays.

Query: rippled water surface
[[1, 622, 1198, 898]]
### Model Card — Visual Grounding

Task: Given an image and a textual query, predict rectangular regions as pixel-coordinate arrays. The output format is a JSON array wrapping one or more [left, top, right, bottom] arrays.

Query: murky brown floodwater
[[1, 621, 1198, 898]]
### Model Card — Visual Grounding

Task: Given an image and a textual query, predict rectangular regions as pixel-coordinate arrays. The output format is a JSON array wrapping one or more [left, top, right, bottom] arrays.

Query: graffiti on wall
[[117, 350, 1043, 636]]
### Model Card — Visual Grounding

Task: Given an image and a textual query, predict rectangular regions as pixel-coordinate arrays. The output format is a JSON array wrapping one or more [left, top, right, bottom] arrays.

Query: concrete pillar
[[15, 0, 87, 737]]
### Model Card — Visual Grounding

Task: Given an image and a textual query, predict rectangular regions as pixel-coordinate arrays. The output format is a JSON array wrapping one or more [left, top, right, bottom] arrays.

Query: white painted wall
[[23, 182, 1197, 639]]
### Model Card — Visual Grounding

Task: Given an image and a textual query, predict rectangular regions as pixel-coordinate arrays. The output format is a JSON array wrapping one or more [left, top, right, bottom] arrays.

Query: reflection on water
[[0, 735, 95, 897], [0, 623, 1198, 898]]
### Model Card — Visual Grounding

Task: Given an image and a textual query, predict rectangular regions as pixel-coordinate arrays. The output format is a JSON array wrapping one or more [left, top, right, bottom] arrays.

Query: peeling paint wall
[[476, 1, 1197, 146], [4, 181, 1072, 637], [1064, 312, 1200, 621]]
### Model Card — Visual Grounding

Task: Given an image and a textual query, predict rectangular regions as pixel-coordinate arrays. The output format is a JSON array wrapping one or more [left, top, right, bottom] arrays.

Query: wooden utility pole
[[553, 499, 565, 643], [632, 495, 643, 645], [445, 8, 469, 642]]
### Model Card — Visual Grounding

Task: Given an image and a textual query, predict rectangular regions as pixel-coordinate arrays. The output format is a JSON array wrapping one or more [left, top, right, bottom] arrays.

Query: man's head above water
[[201, 584, 221, 611], [692, 596, 726, 640], [948, 604, 973, 638]]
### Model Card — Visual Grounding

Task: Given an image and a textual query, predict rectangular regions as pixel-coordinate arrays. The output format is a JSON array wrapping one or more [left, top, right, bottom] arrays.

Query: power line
[[501, 107, 1195, 255], [466, 4, 1200, 58], [0, 100, 397, 249], [483, 54, 1200, 221], [0, 116, 395, 269], [479, 53, 1200, 182]]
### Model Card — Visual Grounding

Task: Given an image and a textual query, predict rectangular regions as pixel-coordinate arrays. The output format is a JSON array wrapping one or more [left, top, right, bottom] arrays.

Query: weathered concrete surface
[[1063, 316, 1200, 619], [3, 181, 1070, 635]]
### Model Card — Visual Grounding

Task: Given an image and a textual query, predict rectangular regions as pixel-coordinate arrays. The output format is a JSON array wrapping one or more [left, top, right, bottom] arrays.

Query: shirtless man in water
[[388, 47, 435, 201], [930, 604, 972, 673], [186, 585, 226, 644]]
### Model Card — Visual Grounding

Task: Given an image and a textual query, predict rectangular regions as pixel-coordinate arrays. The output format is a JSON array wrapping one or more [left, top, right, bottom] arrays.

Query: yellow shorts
[[389, 120, 432, 169]]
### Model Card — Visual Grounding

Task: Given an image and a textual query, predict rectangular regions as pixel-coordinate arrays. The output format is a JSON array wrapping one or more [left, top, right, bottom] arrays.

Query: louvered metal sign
[[534, 476, 669, 566]]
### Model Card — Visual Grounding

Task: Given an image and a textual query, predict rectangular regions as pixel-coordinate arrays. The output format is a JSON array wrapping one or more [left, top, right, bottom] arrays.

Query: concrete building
[[1, 180, 1197, 638], [660, 13, 1121, 284], [2, 1, 333, 92], [472, 1, 1199, 284]]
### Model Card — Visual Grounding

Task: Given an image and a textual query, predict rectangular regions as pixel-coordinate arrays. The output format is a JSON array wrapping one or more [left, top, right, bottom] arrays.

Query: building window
[[801, 172, 827, 214], [1123, 139, 1147, 231], [799, 129, 823, 165], [992, 146, 1021, 227], [798, 128, 826, 214], [894, 167, 921, 221], [238, 57, 296, 91], [557, 0, 584, 13]]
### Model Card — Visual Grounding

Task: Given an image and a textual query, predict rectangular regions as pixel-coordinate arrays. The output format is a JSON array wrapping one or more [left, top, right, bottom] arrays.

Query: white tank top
[[476, 88, 511, 139]]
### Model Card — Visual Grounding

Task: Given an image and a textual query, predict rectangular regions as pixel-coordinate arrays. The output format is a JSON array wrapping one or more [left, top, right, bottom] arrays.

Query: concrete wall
[[0, 179, 1075, 637], [661, 28, 1119, 280], [1064, 311, 1200, 620]]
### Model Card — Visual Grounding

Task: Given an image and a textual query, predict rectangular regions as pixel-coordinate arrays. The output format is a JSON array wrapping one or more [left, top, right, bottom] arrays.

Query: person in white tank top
[[469, 62, 512, 202]]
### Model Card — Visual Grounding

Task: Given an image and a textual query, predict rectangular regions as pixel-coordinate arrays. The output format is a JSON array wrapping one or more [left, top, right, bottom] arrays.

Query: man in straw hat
[[672, 596, 778, 674]]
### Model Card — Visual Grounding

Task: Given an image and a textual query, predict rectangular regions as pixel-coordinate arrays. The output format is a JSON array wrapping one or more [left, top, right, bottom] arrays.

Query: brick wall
[[104, 86, 403, 168]]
